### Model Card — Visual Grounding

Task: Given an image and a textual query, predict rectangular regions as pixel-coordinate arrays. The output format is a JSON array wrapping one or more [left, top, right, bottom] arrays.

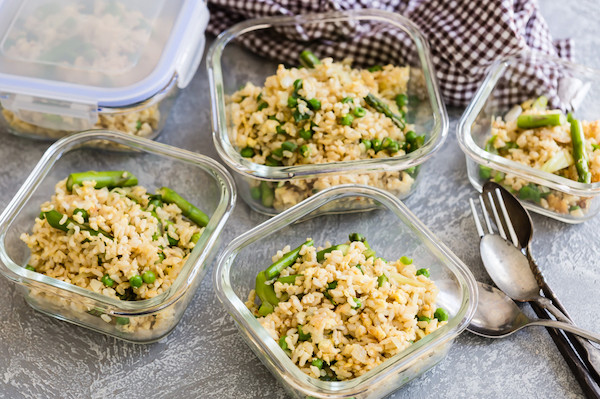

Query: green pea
[[311, 359, 324, 369], [25, 265, 36, 272], [434, 307, 449, 321], [349, 233, 366, 242], [395, 93, 408, 109], [308, 98, 321, 110], [299, 129, 313, 140], [300, 145, 310, 158], [361, 139, 372, 150], [400, 256, 413, 265], [377, 274, 388, 287], [73, 208, 89, 222], [372, 138, 382, 152], [417, 316, 431, 322], [287, 96, 298, 108], [281, 141, 298, 152], [405, 131, 417, 143], [101, 274, 114, 287], [142, 270, 156, 284], [129, 275, 143, 288], [341, 96, 353, 104], [340, 114, 354, 126], [387, 140, 400, 153], [416, 268, 430, 278], [353, 106, 366, 118], [297, 325, 311, 341], [381, 137, 393, 149], [116, 317, 129, 325], [479, 165, 492, 180], [250, 186, 261, 200], [240, 147, 254, 158], [279, 335, 288, 350]]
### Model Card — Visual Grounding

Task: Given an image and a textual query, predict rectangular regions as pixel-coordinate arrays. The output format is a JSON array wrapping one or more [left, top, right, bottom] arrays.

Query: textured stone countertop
[[0, 2, 599, 398]]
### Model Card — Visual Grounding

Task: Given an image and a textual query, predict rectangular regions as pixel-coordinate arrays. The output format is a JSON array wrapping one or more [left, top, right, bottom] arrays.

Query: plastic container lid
[[0, 0, 208, 129]]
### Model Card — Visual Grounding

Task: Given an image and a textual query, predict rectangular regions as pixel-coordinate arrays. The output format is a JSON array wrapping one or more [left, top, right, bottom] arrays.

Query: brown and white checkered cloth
[[206, 0, 572, 107]]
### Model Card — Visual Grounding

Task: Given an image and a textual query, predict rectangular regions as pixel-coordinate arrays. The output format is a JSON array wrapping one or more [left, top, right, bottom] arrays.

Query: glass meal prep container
[[458, 52, 600, 223], [0, 0, 209, 141], [0, 130, 235, 343], [214, 185, 477, 399], [208, 10, 448, 216]]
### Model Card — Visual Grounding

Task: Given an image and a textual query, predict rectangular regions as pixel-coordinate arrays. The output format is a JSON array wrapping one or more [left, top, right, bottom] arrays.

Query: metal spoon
[[468, 282, 600, 343], [482, 182, 600, 378]]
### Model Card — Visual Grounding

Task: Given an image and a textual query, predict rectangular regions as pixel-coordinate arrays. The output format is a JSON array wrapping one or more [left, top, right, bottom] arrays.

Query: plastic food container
[[214, 185, 477, 399], [458, 52, 600, 223], [0, 130, 235, 343], [0, 0, 209, 141], [208, 10, 448, 216]]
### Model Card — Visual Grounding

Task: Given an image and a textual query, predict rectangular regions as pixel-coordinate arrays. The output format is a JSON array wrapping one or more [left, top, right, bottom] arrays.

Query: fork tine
[[486, 191, 508, 240], [469, 198, 485, 238], [495, 188, 520, 247], [478, 195, 493, 234]]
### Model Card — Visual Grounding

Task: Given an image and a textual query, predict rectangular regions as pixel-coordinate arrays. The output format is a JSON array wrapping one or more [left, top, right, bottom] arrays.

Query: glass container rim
[[457, 51, 600, 197], [0, 129, 236, 316], [207, 9, 449, 182], [213, 184, 477, 395]]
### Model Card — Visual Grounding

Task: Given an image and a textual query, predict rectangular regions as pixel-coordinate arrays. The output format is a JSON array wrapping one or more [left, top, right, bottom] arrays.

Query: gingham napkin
[[207, 0, 572, 107]]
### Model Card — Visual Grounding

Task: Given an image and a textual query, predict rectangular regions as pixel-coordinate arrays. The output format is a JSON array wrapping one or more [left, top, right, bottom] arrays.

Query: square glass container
[[208, 9, 448, 216], [0, 0, 209, 141], [0, 130, 236, 343], [213, 185, 477, 399], [458, 52, 600, 223]]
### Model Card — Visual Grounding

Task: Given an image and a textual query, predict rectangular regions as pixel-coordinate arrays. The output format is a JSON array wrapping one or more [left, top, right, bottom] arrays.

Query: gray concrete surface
[[0, 1, 599, 398]]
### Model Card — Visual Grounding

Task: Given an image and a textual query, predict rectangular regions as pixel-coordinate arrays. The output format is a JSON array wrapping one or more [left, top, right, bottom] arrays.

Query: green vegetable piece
[[258, 302, 274, 316], [299, 50, 321, 69], [400, 256, 413, 265], [592, 144, 600, 151], [115, 317, 130, 325], [250, 186, 261, 201], [372, 138, 382, 152], [405, 130, 417, 143], [73, 208, 89, 222], [276, 124, 287, 136], [158, 187, 210, 227], [316, 244, 350, 262], [25, 265, 36, 272], [265, 239, 314, 280], [293, 109, 310, 123], [265, 156, 283, 166], [349, 233, 366, 242], [281, 141, 298, 152], [364, 93, 405, 130], [66, 170, 138, 192], [42, 210, 113, 239], [299, 129, 313, 140], [355, 265, 364, 274], [434, 307, 449, 322], [287, 96, 298, 108], [353, 107, 366, 118], [327, 281, 338, 290], [157, 251, 166, 262], [418, 316, 431, 322], [518, 184, 541, 203], [363, 249, 376, 259], [271, 147, 284, 158], [395, 93, 408, 109], [381, 137, 393, 149], [517, 113, 566, 129], [260, 182, 275, 208], [569, 205, 581, 212], [240, 147, 255, 158], [532, 95, 548, 110], [191, 232, 201, 244], [323, 291, 337, 305], [311, 358, 324, 369], [300, 145, 310, 158], [308, 98, 321, 110], [501, 142, 519, 151], [341, 96, 353, 104], [101, 274, 114, 287], [387, 140, 400, 153], [135, 120, 142, 130], [416, 268, 430, 278], [351, 298, 361, 309], [570, 118, 592, 183], [277, 274, 300, 284], [255, 270, 280, 309], [257, 101, 268, 111], [361, 139, 372, 150], [279, 335, 288, 350], [494, 171, 505, 182], [129, 275, 143, 288], [479, 165, 492, 180], [377, 274, 388, 287], [340, 114, 354, 126], [293, 79, 303, 92], [368, 65, 382, 72], [142, 270, 156, 284], [297, 325, 311, 341]]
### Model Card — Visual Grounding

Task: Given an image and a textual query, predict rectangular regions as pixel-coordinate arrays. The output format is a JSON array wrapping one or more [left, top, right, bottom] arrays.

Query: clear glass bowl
[[0, 130, 236, 343], [213, 185, 477, 399], [207, 9, 448, 216], [458, 52, 600, 223]]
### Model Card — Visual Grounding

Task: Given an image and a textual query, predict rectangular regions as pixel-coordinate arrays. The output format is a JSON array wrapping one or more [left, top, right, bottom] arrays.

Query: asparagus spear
[[516, 113, 566, 129], [299, 50, 321, 69], [158, 187, 209, 227], [66, 170, 137, 192], [255, 271, 279, 316], [41, 210, 113, 239], [264, 239, 314, 280], [532, 95, 548, 110], [316, 244, 350, 262], [569, 118, 592, 183], [364, 94, 406, 130]]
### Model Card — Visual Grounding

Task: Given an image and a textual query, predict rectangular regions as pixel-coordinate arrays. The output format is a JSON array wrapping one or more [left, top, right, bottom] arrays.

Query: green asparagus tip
[[66, 170, 138, 192], [158, 187, 209, 227]]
